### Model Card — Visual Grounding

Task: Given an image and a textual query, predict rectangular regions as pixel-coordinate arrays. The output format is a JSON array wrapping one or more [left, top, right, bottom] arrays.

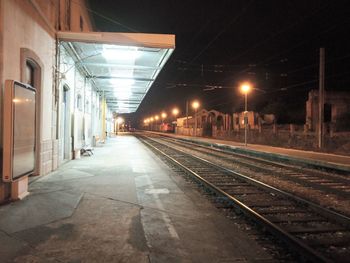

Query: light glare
[[240, 83, 251, 93], [192, 101, 200, 109], [172, 108, 179, 116]]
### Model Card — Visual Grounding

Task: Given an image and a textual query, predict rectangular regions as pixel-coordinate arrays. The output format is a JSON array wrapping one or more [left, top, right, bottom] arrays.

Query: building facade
[[0, 0, 102, 203], [1, 0, 175, 203]]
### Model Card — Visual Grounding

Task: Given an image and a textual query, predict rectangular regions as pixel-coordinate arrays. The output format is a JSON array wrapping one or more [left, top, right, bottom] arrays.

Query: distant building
[[306, 90, 350, 131], [232, 112, 275, 130]]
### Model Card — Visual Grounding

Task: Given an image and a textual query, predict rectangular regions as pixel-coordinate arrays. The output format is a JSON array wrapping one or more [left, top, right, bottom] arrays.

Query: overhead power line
[[72, 0, 139, 32], [188, 0, 255, 65]]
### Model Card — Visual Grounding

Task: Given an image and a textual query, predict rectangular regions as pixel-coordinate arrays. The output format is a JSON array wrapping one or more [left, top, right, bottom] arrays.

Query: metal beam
[[77, 62, 161, 70], [106, 98, 142, 101], [107, 102, 140, 105], [88, 76, 154, 82]]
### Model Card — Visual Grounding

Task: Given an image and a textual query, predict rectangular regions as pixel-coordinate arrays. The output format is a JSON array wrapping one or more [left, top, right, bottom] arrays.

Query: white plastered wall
[[58, 44, 102, 161]]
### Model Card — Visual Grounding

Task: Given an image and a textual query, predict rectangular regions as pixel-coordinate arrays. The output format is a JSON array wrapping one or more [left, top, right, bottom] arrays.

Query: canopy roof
[[57, 32, 175, 113]]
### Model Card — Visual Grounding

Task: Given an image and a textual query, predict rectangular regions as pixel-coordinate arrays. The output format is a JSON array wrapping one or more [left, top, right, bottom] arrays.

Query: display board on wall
[[2, 80, 36, 182]]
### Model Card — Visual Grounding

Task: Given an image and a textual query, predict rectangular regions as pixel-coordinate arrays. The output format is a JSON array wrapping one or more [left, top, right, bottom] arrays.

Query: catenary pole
[[318, 48, 325, 148]]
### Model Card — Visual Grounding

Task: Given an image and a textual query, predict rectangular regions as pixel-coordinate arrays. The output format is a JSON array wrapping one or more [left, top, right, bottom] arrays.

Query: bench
[[81, 144, 94, 156]]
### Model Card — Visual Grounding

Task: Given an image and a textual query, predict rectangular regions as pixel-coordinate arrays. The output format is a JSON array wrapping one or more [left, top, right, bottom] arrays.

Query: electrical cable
[[188, 0, 255, 65], [71, 0, 139, 32], [226, 1, 332, 64]]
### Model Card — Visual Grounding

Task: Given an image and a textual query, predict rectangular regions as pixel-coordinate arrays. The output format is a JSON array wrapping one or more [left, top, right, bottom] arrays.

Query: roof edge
[[57, 31, 175, 49]]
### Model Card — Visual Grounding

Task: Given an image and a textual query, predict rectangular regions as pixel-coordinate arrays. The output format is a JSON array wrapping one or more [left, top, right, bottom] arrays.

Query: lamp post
[[192, 101, 200, 136], [154, 115, 159, 131], [240, 83, 251, 146], [161, 112, 167, 123], [150, 117, 154, 131], [161, 112, 167, 132], [172, 108, 179, 133]]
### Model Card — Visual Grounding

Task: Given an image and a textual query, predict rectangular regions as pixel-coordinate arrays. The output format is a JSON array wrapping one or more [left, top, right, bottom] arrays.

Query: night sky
[[87, 0, 350, 125]]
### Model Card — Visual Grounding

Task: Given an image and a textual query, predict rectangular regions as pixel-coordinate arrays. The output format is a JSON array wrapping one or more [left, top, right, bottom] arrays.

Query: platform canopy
[[57, 31, 175, 113]]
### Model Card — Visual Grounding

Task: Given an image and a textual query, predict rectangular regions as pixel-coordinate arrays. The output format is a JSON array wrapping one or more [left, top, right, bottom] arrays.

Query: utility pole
[[186, 100, 189, 128], [318, 48, 325, 149]]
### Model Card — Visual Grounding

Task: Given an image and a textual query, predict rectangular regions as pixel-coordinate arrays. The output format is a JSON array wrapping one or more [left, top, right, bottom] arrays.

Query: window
[[80, 16, 84, 32], [66, 0, 71, 30], [25, 61, 35, 87]]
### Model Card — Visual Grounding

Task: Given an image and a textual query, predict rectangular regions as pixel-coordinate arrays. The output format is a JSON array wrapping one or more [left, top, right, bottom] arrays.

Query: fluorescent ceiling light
[[109, 78, 135, 87], [114, 88, 132, 100], [102, 45, 140, 61]]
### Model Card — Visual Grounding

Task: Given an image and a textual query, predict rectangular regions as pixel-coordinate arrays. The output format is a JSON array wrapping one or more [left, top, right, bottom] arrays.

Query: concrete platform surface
[[147, 131, 350, 172], [0, 135, 273, 263]]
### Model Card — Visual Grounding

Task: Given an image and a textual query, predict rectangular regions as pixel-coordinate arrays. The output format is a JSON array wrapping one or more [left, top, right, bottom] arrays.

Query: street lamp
[[240, 83, 251, 146], [144, 119, 149, 129], [154, 115, 159, 131], [161, 112, 167, 122], [172, 108, 179, 133], [161, 112, 167, 132], [192, 100, 200, 136], [150, 117, 154, 130]]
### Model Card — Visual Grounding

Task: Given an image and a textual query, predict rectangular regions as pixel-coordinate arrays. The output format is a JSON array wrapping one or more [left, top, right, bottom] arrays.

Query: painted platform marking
[[134, 163, 180, 240], [145, 188, 170, 194], [144, 182, 179, 240]]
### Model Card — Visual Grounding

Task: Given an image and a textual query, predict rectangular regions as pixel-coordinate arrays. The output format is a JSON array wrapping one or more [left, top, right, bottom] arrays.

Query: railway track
[[167, 137, 350, 193], [138, 134, 350, 262], [153, 135, 350, 214]]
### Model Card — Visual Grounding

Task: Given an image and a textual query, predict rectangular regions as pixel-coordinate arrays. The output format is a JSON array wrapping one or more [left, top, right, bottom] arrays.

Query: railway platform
[[147, 131, 350, 173], [0, 135, 273, 262]]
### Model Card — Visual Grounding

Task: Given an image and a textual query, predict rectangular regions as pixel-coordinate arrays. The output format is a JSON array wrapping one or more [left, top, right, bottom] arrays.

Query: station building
[[0, 0, 175, 203]]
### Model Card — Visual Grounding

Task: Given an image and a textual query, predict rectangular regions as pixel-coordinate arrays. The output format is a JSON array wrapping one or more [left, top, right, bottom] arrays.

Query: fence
[[175, 124, 350, 155]]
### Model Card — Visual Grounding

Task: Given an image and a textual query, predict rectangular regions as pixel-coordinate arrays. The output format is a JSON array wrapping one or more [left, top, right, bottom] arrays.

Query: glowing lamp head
[[172, 108, 179, 116], [240, 83, 251, 94], [155, 115, 159, 120], [161, 112, 167, 119], [192, 101, 200, 110], [150, 117, 154, 122]]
